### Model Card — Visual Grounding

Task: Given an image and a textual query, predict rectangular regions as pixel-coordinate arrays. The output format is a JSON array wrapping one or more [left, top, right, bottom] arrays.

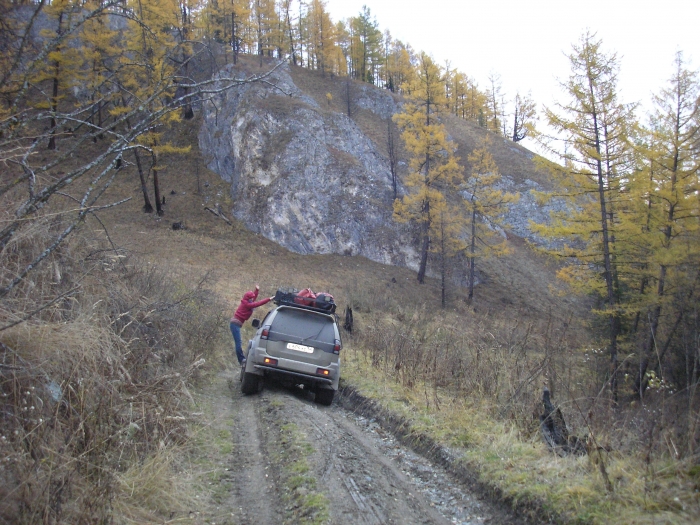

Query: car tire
[[241, 372, 259, 395], [315, 388, 334, 406]]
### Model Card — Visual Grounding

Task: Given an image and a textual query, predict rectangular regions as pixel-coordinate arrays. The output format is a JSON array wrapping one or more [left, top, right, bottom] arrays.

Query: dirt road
[[195, 369, 522, 525]]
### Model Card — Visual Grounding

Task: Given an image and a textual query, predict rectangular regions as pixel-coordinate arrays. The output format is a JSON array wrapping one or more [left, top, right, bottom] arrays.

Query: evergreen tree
[[39, 0, 84, 150], [486, 72, 503, 134], [384, 38, 415, 94], [305, 0, 344, 75], [253, 0, 279, 66]]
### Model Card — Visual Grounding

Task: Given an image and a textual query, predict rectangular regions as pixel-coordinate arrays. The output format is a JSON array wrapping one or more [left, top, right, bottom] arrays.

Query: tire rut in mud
[[215, 372, 524, 524], [226, 376, 285, 525]]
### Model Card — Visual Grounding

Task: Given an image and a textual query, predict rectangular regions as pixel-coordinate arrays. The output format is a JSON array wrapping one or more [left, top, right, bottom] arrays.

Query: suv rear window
[[268, 307, 336, 352]]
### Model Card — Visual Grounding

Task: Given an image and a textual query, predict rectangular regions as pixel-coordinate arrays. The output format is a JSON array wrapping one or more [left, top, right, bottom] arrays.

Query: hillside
[[194, 55, 583, 323]]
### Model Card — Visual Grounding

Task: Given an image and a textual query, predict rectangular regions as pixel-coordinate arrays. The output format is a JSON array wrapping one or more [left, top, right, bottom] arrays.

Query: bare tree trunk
[[387, 119, 398, 199], [417, 199, 429, 284], [232, 10, 238, 65], [48, 10, 64, 150], [586, 73, 619, 405], [637, 138, 680, 397], [151, 144, 163, 216], [468, 205, 476, 301], [285, 0, 296, 65], [345, 77, 352, 117], [440, 218, 446, 307], [134, 149, 153, 213]]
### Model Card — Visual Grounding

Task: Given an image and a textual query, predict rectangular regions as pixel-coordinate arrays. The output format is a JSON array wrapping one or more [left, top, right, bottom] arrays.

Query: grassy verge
[[340, 348, 699, 525]]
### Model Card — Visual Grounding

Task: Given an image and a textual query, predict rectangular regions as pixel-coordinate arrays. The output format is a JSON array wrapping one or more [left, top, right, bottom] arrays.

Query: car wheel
[[241, 372, 259, 395], [315, 388, 334, 406]]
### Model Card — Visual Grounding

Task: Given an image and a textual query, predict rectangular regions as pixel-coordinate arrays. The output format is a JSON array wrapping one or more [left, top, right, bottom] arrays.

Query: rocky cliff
[[198, 59, 562, 272], [199, 60, 420, 268]]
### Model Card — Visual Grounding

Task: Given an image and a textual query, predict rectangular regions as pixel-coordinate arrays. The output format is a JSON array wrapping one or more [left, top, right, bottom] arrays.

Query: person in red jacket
[[230, 285, 273, 365]]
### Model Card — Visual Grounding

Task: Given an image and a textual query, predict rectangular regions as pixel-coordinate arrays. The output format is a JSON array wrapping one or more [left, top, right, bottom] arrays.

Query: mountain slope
[[196, 56, 582, 320]]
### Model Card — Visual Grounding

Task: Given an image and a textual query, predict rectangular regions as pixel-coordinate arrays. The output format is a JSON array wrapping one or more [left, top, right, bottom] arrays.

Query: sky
[[325, 0, 700, 138]]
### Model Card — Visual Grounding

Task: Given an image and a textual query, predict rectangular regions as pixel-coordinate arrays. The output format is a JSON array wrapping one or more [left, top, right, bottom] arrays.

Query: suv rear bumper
[[253, 364, 334, 385], [246, 347, 340, 389]]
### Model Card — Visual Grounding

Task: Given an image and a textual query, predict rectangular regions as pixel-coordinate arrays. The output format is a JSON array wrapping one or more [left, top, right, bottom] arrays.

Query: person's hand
[[255, 284, 260, 291], [269, 296, 275, 301]]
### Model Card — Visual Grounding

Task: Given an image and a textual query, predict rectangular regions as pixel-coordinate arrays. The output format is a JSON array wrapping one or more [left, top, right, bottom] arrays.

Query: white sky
[[325, 0, 699, 122]]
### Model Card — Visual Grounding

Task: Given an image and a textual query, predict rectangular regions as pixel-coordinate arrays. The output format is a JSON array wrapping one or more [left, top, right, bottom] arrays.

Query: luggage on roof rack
[[273, 288, 336, 314]]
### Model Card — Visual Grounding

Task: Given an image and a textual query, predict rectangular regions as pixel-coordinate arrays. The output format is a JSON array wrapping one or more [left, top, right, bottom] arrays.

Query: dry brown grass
[[0, 206, 228, 522]]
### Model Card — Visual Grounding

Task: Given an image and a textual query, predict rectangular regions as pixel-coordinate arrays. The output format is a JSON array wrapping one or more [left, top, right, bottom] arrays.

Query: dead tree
[[540, 387, 586, 456], [343, 306, 353, 332]]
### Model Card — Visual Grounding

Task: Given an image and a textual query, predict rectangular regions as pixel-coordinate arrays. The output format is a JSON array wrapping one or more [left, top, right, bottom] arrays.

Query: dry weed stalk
[[0, 225, 227, 523]]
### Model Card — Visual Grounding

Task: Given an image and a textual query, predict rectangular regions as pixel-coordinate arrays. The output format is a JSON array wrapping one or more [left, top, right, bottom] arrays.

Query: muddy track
[[201, 370, 527, 525]]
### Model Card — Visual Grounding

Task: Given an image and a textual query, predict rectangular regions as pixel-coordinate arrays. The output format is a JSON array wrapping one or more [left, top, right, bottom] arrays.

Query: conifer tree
[[534, 33, 636, 404], [281, 0, 300, 65], [384, 38, 414, 94], [120, 0, 181, 214], [486, 72, 503, 134], [253, 0, 279, 66], [432, 200, 465, 306], [463, 140, 518, 300], [82, 0, 123, 138], [39, 0, 84, 150], [393, 53, 463, 284], [349, 6, 382, 84], [510, 92, 537, 142], [631, 52, 700, 395], [305, 0, 343, 75]]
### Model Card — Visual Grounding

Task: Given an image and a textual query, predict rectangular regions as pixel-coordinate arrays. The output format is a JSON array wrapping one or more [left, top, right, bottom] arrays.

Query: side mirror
[[251, 318, 261, 329]]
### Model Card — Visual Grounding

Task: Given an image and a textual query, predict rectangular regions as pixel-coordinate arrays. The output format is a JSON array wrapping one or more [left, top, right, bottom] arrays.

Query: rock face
[[199, 61, 562, 271], [199, 61, 418, 268], [496, 176, 569, 247]]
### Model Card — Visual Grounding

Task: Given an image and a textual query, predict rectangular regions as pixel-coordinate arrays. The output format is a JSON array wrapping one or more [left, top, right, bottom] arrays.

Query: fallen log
[[204, 206, 232, 224]]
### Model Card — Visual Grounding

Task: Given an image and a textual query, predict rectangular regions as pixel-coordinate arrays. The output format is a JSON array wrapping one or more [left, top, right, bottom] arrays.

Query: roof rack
[[273, 288, 336, 314]]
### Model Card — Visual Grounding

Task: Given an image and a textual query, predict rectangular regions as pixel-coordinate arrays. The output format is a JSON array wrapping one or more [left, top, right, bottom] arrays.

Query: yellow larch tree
[[305, 0, 344, 76], [253, 0, 279, 66], [533, 33, 636, 404], [628, 52, 700, 396], [81, 0, 124, 138], [384, 38, 415, 94], [463, 140, 518, 301], [393, 52, 463, 284], [119, 0, 182, 215], [38, 0, 85, 150], [431, 199, 466, 306]]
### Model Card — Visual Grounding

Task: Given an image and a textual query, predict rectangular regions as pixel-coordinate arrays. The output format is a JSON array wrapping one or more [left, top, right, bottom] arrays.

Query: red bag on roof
[[294, 288, 316, 306]]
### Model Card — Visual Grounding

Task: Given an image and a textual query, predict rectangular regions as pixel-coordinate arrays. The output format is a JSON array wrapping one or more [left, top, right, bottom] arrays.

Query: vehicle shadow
[[261, 378, 317, 403]]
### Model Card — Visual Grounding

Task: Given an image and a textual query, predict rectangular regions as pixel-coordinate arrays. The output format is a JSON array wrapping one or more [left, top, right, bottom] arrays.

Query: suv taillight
[[333, 339, 341, 354], [261, 325, 271, 339]]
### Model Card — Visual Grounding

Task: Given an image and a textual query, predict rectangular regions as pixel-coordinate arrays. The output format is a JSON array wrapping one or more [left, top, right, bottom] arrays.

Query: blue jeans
[[230, 321, 244, 364]]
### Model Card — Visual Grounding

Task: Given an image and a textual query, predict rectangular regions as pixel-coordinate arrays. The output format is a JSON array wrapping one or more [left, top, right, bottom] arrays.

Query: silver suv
[[240, 291, 341, 406]]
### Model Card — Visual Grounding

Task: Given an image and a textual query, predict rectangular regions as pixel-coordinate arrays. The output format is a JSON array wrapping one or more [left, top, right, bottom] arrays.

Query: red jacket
[[232, 289, 271, 325]]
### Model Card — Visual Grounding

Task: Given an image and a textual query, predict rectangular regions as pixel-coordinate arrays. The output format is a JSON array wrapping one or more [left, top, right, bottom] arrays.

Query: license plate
[[287, 342, 314, 353]]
